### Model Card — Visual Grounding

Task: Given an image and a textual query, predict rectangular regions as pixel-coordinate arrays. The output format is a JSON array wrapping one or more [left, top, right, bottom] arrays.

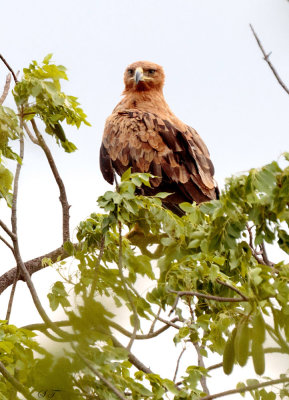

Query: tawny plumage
[[100, 61, 219, 215]]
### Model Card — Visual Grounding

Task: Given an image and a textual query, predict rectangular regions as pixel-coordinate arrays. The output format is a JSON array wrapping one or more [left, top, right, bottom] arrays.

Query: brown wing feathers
[[100, 61, 218, 214]]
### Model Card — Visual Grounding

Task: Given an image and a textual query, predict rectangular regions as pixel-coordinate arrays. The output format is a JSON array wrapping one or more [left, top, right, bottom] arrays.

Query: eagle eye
[[148, 69, 156, 74], [127, 69, 134, 75]]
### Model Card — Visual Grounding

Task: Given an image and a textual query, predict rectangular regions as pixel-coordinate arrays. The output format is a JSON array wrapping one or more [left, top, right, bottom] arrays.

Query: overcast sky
[[1, 0, 289, 396]]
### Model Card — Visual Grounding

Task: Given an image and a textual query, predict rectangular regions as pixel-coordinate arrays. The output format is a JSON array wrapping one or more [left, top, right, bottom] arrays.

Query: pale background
[[0, 0, 289, 397]]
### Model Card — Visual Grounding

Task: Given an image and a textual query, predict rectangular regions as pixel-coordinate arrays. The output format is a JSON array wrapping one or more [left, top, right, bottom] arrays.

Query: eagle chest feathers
[[100, 61, 219, 215]]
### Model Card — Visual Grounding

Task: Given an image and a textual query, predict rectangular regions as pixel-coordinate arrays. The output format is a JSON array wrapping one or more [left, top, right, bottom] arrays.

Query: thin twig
[[0, 361, 35, 400], [88, 236, 105, 300], [0, 74, 11, 105], [23, 121, 39, 144], [246, 223, 267, 265], [200, 377, 289, 400], [31, 119, 70, 243], [216, 278, 248, 300], [173, 346, 186, 382], [117, 220, 139, 351], [250, 24, 289, 96], [149, 306, 161, 333], [0, 234, 14, 254], [260, 241, 274, 267], [73, 345, 127, 400], [23, 317, 179, 340], [5, 269, 20, 323], [0, 220, 16, 240], [169, 289, 249, 315], [194, 341, 210, 395], [0, 54, 18, 83]]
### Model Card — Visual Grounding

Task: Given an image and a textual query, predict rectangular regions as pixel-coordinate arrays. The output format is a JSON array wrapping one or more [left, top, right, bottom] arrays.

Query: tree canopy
[[0, 54, 288, 400]]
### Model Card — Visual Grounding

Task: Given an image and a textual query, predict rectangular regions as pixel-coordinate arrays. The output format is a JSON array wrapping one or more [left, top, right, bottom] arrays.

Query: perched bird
[[100, 61, 218, 215]]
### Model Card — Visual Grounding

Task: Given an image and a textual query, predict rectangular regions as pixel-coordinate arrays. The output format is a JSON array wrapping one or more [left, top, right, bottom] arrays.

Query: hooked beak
[[134, 67, 144, 84]]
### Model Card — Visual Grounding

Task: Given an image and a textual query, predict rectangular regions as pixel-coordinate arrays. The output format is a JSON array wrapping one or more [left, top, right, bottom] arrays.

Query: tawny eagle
[[100, 61, 218, 215]]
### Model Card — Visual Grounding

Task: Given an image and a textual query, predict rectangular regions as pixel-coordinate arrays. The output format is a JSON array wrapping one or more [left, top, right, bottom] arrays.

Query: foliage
[[0, 55, 289, 400]]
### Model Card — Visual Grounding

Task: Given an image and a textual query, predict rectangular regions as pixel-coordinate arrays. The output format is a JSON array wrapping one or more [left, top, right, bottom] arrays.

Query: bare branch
[[200, 376, 289, 400], [23, 121, 39, 144], [0, 245, 70, 295], [5, 269, 20, 323], [0, 54, 18, 83], [0, 220, 16, 240], [216, 278, 248, 300], [0, 234, 14, 254], [0, 74, 11, 105], [194, 341, 210, 395], [169, 289, 249, 315], [31, 119, 70, 243], [149, 306, 161, 333], [173, 346, 186, 382], [23, 317, 179, 341], [111, 335, 154, 374], [88, 235, 105, 300], [9, 134, 70, 339], [250, 24, 289, 96], [73, 345, 127, 400], [260, 241, 274, 267]]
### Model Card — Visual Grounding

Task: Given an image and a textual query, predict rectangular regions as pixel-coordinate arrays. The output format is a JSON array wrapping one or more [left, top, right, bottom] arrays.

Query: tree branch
[[0, 245, 69, 295], [216, 278, 248, 300], [169, 289, 249, 315], [200, 376, 289, 400], [0, 54, 18, 83], [194, 341, 210, 395], [0, 361, 35, 400], [9, 134, 70, 339], [23, 121, 39, 144], [0, 234, 14, 254], [0, 220, 16, 240], [250, 24, 289, 96], [73, 345, 127, 400], [31, 119, 70, 243], [0, 74, 11, 105], [173, 346, 186, 383], [111, 335, 153, 375]]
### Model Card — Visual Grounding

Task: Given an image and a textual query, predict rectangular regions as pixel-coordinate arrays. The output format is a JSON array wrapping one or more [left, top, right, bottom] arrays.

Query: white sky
[[0, 0, 289, 397]]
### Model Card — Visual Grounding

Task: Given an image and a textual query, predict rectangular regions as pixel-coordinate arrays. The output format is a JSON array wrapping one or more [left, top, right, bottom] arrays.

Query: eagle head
[[123, 61, 165, 93]]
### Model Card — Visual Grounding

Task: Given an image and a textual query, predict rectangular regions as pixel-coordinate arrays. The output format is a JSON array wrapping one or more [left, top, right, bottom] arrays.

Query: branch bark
[[31, 119, 70, 243], [0, 245, 69, 295], [0, 74, 11, 105], [0, 54, 18, 83]]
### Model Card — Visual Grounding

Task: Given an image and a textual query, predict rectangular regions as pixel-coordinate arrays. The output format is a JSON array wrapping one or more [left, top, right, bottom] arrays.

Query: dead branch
[[250, 24, 289, 96]]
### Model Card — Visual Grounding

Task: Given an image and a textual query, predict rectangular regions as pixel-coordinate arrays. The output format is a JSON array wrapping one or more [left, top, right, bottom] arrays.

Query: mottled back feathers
[[100, 61, 218, 215]]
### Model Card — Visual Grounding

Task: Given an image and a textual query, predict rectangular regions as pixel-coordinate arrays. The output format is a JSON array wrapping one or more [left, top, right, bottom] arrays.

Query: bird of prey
[[100, 61, 218, 215]]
